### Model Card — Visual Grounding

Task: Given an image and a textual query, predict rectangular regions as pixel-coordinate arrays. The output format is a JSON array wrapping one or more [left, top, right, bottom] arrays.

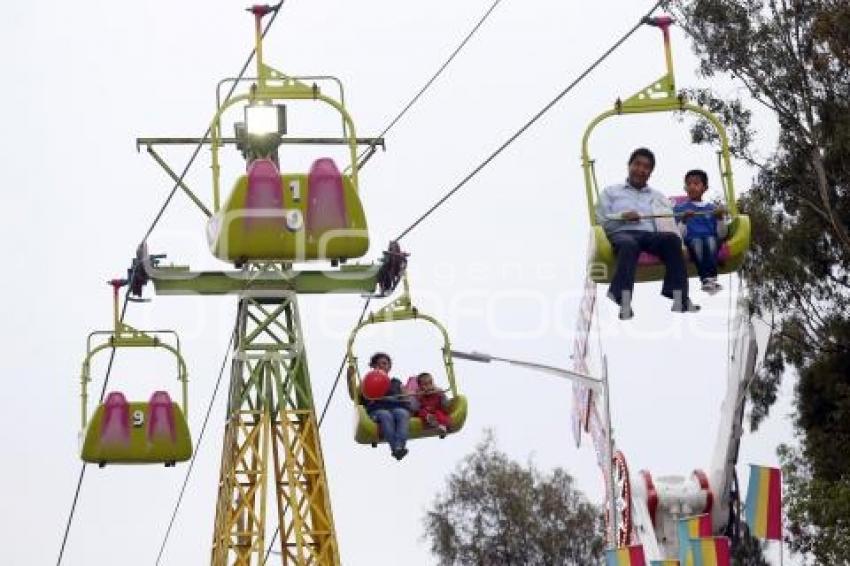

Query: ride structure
[[79, 278, 191, 467], [570, 17, 759, 561], [580, 16, 750, 284], [72, 6, 773, 565], [129, 6, 390, 564], [345, 273, 468, 445]]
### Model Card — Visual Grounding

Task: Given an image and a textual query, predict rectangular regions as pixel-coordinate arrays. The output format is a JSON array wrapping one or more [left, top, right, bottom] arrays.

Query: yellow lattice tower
[[211, 292, 340, 565]]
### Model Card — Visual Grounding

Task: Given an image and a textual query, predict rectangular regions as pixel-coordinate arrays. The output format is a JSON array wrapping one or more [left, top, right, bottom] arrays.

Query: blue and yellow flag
[[677, 514, 712, 564], [688, 536, 730, 566], [745, 464, 782, 540], [605, 544, 646, 566]]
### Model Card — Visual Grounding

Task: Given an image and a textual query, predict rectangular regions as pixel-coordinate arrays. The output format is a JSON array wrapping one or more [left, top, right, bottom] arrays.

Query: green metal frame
[[344, 274, 459, 400], [210, 293, 339, 566], [80, 286, 188, 430], [208, 10, 362, 213], [145, 261, 380, 296], [580, 19, 739, 225]]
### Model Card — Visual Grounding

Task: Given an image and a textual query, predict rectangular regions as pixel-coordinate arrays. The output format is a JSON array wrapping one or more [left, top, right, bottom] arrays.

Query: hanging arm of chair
[[602, 210, 724, 220]]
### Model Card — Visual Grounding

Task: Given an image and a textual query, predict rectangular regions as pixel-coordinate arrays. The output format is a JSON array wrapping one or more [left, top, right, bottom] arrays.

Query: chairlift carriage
[[345, 273, 468, 446], [79, 279, 191, 467], [581, 16, 751, 284], [205, 5, 371, 265], [109, 6, 392, 562], [566, 17, 764, 562]]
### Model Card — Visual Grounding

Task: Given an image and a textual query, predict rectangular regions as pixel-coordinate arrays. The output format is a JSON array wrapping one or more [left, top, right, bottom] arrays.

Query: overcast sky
[[1, 1, 794, 564]]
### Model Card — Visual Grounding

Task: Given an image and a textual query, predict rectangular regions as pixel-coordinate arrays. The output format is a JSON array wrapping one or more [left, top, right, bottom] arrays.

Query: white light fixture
[[245, 103, 286, 136]]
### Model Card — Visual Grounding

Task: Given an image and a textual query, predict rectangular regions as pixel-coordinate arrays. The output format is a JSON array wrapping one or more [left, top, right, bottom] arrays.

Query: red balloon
[[361, 370, 390, 400]]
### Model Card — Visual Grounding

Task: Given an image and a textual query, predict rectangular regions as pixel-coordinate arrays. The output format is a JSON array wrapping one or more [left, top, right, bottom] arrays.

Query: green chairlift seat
[[345, 275, 467, 446], [204, 63, 371, 264], [79, 281, 191, 466], [581, 17, 750, 284], [589, 216, 751, 284]]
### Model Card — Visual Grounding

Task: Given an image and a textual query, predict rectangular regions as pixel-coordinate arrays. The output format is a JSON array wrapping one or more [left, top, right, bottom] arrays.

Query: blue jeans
[[608, 230, 690, 303], [685, 236, 719, 281], [369, 408, 409, 452]]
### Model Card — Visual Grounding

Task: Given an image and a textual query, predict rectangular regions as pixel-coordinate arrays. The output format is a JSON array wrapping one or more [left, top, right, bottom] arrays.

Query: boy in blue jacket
[[674, 170, 728, 294]]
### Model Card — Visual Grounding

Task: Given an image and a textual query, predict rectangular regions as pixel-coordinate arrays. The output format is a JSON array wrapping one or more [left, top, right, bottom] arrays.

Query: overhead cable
[[355, 0, 504, 165], [55, 3, 288, 564], [261, 5, 508, 561], [154, 328, 237, 565], [55, 294, 135, 565], [393, 0, 666, 242], [264, 2, 667, 559], [142, 0, 287, 242]]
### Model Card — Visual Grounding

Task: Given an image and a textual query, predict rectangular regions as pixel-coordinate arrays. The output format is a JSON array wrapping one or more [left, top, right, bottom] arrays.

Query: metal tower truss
[[211, 292, 340, 566]]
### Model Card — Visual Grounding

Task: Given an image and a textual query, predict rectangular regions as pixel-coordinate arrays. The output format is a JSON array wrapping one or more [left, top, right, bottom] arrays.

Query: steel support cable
[[393, 0, 666, 242], [56, 349, 117, 566], [142, 0, 287, 242], [244, 2, 665, 561], [263, 4, 666, 560], [257, 4, 505, 560], [354, 0, 504, 165], [317, 297, 374, 427], [154, 0, 486, 555], [154, 327, 237, 565], [56, 291, 133, 565], [56, 3, 288, 564]]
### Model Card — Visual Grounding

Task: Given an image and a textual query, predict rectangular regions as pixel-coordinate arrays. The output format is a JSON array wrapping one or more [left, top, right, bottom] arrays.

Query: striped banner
[[745, 464, 782, 540], [606, 544, 647, 566], [570, 272, 597, 448], [650, 560, 680, 566], [687, 537, 730, 566], [677, 514, 712, 564]]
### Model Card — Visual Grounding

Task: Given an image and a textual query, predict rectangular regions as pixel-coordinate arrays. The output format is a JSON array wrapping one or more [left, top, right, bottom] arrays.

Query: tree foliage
[[423, 432, 605, 565], [779, 441, 850, 563], [731, 529, 771, 566], [668, 0, 850, 562]]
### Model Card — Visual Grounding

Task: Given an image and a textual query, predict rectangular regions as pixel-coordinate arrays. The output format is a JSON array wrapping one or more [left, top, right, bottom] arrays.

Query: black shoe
[[671, 298, 700, 313], [392, 447, 408, 460]]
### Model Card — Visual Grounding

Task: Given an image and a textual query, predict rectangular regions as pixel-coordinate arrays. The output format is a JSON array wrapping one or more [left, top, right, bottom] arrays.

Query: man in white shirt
[[595, 147, 699, 319]]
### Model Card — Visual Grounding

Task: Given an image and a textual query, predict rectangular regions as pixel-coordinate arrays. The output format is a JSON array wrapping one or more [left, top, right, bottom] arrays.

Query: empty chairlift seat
[[81, 390, 192, 466], [207, 157, 369, 263]]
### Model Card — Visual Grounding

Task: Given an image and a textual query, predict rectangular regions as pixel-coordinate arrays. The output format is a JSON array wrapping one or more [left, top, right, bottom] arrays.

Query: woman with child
[[354, 353, 453, 460]]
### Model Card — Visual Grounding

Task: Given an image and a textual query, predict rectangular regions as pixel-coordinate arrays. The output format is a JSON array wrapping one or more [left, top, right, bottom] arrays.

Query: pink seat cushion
[[148, 391, 176, 442], [101, 391, 130, 444], [105, 391, 128, 407]]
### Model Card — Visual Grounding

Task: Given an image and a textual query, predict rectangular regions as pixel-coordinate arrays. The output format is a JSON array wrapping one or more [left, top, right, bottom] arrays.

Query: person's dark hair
[[685, 169, 709, 187], [416, 372, 433, 384], [370, 352, 392, 368], [628, 147, 656, 170]]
